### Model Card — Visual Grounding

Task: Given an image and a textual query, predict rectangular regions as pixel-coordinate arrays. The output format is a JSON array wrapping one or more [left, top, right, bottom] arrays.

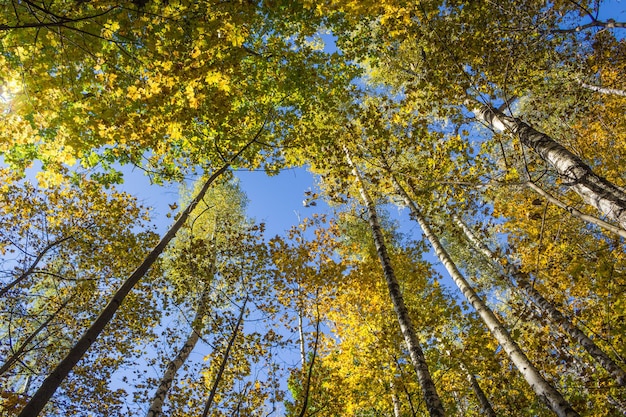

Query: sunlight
[[0, 77, 21, 114]]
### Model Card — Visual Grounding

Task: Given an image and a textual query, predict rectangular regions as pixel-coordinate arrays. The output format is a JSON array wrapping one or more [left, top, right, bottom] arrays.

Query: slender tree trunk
[[296, 303, 320, 417], [392, 355, 419, 417], [390, 379, 402, 417], [21, 375, 33, 396], [344, 149, 446, 417], [147, 232, 218, 417], [459, 363, 497, 417], [389, 173, 580, 417], [453, 214, 626, 387], [525, 181, 626, 239], [201, 296, 248, 417], [298, 308, 306, 367], [475, 104, 626, 230], [18, 130, 263, 417], [146, 288, 212, 417], [578, 82, 626, 97], [468, 373, 496, 417]]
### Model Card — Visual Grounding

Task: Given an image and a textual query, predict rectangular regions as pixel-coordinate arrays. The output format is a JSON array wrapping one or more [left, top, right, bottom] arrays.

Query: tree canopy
[[1, 0, 625, 416]]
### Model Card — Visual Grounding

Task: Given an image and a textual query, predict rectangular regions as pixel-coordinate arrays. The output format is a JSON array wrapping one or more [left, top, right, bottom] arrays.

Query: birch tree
[[452, 214, 626, 388], [475, 104, 626, 230], [146, 180, 250, 417], [344, 148, 446, 417], [387, 170, 579, 417]]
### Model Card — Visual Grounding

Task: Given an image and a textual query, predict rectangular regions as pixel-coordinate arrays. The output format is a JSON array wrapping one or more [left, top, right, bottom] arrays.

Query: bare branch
[[552, 19, 626, 33]]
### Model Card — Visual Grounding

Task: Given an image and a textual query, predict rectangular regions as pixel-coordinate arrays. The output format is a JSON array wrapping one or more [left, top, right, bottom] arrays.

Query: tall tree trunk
[[17, 131, 263, 417], [146, 288, 212, 417], [452, 214, 626, 387], [388, 173, 580, 417], [459, 362, 497, 417], [344, 149, 446, 417], [390, 379, 402, 417], [475, 104, 626, 230], [201, 296, 248, 417], [298, 308, 306, 367]]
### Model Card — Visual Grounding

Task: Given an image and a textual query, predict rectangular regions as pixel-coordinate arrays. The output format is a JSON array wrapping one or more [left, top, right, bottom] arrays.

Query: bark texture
[[455, 358, 497, 417], [579, 82, 626, 97], [345, 149, 446, 417], [390, 174, 580, 417], [453, 214, 626, 387], [476, 105, 626, 230], [390, 380, 402, 417]]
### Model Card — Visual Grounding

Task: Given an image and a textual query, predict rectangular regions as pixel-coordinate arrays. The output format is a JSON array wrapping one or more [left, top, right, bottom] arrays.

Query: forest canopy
[[1, 0, 625, 416]]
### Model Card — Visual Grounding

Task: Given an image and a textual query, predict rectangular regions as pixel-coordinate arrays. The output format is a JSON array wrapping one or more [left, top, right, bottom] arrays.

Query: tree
[[475, 104, 626, 230], [344, 148, 446, 417], [146, 180, 249, 417], [2, 1, 625, 415], [452, 213, 626, 387], [0, 0, 354, 183], [0, 169, 159, 416]]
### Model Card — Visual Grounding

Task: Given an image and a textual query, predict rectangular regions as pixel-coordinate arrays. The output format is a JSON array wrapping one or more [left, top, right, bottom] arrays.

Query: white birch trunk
[[344, 149, 446, 417], [475, 105, 626, 230], [579, 82, 626, 97], [298, 309, 306, 367], [390, 380, 402, 417], [390, 175, 580, 417], [146, 288, 211, 417], [453, 215, 626, 387]]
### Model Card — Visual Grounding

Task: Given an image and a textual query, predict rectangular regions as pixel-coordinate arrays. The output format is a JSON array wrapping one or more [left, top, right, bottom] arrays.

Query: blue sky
[[114, 165, 327, 239]]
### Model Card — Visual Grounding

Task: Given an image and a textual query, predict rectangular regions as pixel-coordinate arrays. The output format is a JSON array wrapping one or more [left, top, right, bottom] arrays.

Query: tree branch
[[552, 18, 626, 33]]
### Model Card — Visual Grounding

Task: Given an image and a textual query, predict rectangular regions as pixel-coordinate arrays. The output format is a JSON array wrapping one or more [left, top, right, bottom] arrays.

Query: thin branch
[[566, 0, 597, 22], [525, 181, 626, 239], [0, 7, 118, 30], [201, 295, 249, 417], [0, 294, 75, 376], [552, 19, 626, 33], [0, 235, 74, 298], [296, 301, 320, 417]]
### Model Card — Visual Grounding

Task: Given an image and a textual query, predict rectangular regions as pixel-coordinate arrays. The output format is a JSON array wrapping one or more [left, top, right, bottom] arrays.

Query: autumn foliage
[[1, 0, 625, 416]]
